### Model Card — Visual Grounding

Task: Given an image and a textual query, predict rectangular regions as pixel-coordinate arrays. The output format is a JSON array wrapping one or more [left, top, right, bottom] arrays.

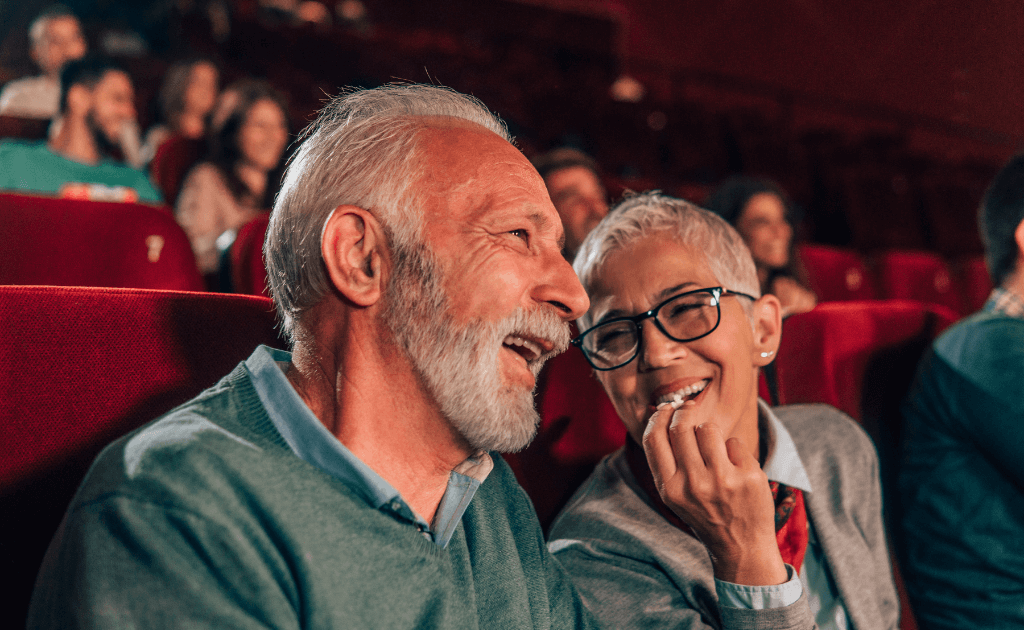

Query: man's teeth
[[656, 379, 710, 406], [503, 335, 543, 361]]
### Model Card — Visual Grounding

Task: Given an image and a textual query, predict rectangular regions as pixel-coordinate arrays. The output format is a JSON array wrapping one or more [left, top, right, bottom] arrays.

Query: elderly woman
[[706, 177, 816, 317], [547, 192, 898, 629]]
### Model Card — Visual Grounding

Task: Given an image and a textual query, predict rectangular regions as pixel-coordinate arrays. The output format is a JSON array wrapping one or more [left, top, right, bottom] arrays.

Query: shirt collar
[[986, 287, 1024, 320], [243, 345, 493, 548], [759, 399, 813, 493]]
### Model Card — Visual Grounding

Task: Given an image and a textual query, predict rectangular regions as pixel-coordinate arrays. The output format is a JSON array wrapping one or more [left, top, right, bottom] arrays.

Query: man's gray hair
[[265, 84, 511, 339], [573, 191, 760, 329]]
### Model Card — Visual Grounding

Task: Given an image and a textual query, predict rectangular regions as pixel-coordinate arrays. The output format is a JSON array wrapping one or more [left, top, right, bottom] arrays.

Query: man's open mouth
[[502, 334, 545, 362]]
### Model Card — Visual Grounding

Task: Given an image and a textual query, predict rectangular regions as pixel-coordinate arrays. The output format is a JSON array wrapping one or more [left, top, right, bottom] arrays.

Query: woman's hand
[[642, 401, 788, 586]]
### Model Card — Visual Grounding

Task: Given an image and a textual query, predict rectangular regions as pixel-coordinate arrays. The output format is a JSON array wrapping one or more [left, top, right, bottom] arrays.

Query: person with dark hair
[[140, 58, 220, 163], [899, 153, 1024, 629], [0, 55, 161, 203], [0, 5, 87, 119], [531, 147, 609, 260], [175, 80, 288, 274], [705, 176, 816, 317]]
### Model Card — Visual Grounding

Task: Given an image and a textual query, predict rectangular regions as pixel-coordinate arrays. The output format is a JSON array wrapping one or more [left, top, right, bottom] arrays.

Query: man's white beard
[[383, 238, 570, 453]]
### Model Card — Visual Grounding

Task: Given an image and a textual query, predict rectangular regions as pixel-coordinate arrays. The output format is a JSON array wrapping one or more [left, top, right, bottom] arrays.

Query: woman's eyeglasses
[[571, 287, 756, 371]]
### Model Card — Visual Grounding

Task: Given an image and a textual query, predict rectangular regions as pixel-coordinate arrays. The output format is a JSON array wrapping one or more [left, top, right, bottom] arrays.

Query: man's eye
[[509, 229, 528, 241]]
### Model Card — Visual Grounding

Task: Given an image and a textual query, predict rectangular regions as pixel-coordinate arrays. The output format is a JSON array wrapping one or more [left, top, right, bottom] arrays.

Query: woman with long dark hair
[[176, 80, 289, 275], [706, 176, 817, 317]]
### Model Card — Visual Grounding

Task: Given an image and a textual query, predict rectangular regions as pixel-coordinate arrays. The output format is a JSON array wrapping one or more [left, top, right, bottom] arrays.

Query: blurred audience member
[[706, 176, 816, 317], [141, 58, 220, 164], [0, 55, 160, 203], [900, 154, 1024, 630], [176, 80, 289, 274], [0, 6, 87, 119], [532, 147, 609, 260]]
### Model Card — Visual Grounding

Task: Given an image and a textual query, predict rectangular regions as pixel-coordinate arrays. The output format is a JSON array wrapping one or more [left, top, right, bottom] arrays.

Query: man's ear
[[752, 293, 783, 367], [65, 84, 91, 117], [321, 205, 383, 307]]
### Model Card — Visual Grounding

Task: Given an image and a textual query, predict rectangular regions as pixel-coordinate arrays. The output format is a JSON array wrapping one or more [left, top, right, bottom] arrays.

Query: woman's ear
[[752, 293, 783, 367], [321, 205, 383, 307]]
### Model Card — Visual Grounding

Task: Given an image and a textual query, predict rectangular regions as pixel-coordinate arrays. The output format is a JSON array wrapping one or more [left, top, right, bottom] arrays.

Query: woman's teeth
[[656, 379, 710, 408]]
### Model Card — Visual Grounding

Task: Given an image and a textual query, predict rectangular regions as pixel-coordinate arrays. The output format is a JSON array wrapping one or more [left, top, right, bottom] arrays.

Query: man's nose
[[536, 252, 590, 321]]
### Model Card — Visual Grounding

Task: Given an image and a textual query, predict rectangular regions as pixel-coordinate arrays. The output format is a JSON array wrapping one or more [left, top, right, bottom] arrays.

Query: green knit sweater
[[28, 364, 597, 629]]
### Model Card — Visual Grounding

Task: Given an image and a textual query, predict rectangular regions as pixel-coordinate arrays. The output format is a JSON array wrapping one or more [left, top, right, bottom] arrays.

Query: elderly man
[[531, 147, 609, 260], [900, 154, 1024, 629], [0, 55, 159, 203], [0, 6, 87, 119], [28, 85, 596, 628]]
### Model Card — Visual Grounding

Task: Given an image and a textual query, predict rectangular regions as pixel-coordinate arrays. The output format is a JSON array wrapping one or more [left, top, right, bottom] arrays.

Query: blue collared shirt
[[244, 345, 493, 548], [715, 401, 849, 630]]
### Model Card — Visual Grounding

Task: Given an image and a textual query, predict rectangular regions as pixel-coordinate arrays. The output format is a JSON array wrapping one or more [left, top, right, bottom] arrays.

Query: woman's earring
[[760, 350, 775, 358]]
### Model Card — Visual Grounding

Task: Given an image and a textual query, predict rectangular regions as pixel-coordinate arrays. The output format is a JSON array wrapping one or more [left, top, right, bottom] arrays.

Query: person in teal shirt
[[901, 153, 1024, 629], [0, 55, 160, 204]]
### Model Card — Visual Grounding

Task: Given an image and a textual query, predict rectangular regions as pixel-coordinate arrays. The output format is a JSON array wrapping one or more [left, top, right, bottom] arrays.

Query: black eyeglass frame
[[570, 286, 758, 371]]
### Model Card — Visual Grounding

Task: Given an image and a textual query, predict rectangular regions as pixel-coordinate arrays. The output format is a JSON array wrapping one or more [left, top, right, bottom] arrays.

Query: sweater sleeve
[[27, 495, 301, 629], [550, 538, 817, 630]]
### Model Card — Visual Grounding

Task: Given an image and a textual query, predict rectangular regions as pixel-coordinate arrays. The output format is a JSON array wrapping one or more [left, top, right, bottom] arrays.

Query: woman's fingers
[[642, 403, 683, 486], [693, 422, 732, 474]]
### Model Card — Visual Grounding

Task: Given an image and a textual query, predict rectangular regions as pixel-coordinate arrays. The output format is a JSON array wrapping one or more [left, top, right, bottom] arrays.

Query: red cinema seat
[[773, 300, 956, 630], [506, 336, 627, 530], [231, 213, 271, 296], [0, 192, 203, 291], [954, 254, 992, 315], [0, 285, 286, 627], [799, 244, 876, 302], [0, 115, 49, 141], [149, 134, 204, 206], [873, 250, 962, 314]]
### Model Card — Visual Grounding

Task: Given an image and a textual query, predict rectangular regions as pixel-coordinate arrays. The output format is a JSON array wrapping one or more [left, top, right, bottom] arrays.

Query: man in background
[[900, 153, 1024, 629], [0, 55, 160, 203], [532, 147, 609, 260], [0, 6, 87, 119]]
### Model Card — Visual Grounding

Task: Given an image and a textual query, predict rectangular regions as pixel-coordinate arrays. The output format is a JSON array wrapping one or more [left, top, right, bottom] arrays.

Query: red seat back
[[873, 250, 962, 314], [953, 254, 992, 315], [231, 213, 271, 296], [0, 285, 286, 627], [774, 300, 954, 630], [0, 192, 203, 291], [149, 134, 204, 206], [799, 244, 877, 302], [0, 115, 49, 141], [774, 300, 957, 420]]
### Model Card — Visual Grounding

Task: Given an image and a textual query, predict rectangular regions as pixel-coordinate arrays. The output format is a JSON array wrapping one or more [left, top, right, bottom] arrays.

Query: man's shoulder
[[74, 367, 289, 511], [934, 309, 1024, 364]]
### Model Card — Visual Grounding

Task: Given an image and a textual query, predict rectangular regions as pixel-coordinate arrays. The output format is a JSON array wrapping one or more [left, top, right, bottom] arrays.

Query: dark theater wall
[[615, 0, 1024, 141]]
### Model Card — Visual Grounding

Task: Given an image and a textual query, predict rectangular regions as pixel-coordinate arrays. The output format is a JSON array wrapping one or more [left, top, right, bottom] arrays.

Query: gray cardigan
[[547, 403, 899, 630]]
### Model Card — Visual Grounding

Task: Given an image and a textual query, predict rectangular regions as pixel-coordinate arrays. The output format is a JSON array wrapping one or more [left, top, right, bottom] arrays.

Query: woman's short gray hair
[[264, 84, 511, 339], [573, 191, 760, 329]]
